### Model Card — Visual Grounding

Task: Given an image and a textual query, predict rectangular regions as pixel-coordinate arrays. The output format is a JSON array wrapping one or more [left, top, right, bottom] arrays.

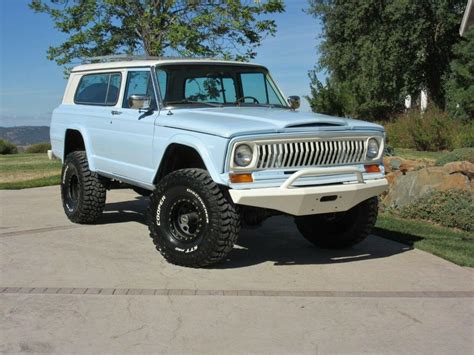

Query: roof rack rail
[[81, 55, 221, 64]]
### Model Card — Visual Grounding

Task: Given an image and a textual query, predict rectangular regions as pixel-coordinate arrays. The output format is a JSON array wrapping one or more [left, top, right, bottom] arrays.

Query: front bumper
[[228, 167, 388, 216]]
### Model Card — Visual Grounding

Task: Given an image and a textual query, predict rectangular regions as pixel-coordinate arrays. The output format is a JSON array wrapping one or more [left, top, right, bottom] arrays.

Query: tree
[[444, 26, 474, 122], [305, 71, 354, 117], [30, 0, 284, 69], [306, 0, 466, 120]]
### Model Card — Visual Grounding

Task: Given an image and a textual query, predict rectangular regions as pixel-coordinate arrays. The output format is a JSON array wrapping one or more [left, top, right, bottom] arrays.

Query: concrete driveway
[[1, 186, 473, 354]]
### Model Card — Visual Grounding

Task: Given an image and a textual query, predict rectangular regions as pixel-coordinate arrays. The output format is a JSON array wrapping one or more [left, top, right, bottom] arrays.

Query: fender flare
[[154, 134, 226, 185], [63, 125, 97, 171]]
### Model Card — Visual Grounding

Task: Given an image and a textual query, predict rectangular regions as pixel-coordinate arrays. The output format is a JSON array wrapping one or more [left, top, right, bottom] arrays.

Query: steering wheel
[[236, 96, 260, 104]]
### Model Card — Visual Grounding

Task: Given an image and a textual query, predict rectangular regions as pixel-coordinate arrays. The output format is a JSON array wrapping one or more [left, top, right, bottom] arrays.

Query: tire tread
[[147, 168, 240, 267], [61, 151, 106, 224]]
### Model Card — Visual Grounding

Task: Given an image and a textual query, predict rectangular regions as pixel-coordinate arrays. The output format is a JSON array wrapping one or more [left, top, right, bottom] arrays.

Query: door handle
[[111, 110, 122, 115]]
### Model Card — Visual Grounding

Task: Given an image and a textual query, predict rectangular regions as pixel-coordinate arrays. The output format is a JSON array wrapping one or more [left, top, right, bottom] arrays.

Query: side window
[[184, 77, 236, 103], [266, 77, 285, 105], [156, 69, 167, 101], [106, 73, 121, 105], [123, 71, 156, 109], [74, 73, 121, 105]]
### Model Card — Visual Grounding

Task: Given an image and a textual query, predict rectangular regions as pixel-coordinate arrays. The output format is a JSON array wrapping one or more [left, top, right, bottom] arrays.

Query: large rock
[[442, 161, 474, 179], [383, 162, 473, 208], [383, 156, 433, 174]]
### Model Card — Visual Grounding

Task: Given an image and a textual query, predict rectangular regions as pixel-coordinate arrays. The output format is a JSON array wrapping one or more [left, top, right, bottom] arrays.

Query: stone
[[383, 156, 433, 175], [383, 165, 472, 208], [385, 171, 402, 186], [438, 173, 471, 190], [442, 161, 474, 179]]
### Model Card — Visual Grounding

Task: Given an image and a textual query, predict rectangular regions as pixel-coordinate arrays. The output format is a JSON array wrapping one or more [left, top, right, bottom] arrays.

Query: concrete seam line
[[1, 287, 473, 298], [0, 225, 82, 238]]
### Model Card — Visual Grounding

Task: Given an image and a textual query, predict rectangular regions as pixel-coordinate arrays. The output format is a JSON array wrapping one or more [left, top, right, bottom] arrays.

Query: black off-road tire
[[294, 197, 379, 249], [147, 168, 240, 268], [133, 187, 152, 197], [61, 151, 106, 224]]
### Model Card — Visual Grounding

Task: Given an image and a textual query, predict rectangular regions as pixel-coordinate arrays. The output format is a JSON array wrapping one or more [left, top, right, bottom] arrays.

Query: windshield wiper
[[165, 100, 223, 108], [231, 102, 291, 109]]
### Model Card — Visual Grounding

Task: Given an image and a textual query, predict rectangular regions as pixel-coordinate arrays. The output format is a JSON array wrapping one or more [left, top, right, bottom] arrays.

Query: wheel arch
[[63, 126, 96, 171], [153, 140, 224, 185]]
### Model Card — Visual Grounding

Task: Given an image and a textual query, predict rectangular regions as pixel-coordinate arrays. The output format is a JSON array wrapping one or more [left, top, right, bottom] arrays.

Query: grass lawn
[[392, 148, 446, 161], [0, 153, 61, 189], [375, 214, 474, 267]]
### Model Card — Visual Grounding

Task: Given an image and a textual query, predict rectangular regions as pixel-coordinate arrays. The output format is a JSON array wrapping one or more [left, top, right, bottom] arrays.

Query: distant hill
[[0, 126, 50, 146]]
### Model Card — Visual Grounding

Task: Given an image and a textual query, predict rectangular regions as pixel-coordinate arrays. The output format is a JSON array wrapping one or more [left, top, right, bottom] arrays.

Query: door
[[103, 68, 158, 183], [73, 71, 123, 174]]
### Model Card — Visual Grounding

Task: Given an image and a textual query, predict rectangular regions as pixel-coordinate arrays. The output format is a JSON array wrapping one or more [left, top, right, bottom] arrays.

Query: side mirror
[[128, 94, 151, 110], [287, 96, 300, 110]]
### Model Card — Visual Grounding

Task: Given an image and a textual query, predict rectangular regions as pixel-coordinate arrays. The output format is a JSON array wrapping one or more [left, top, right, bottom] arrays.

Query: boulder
[[383, 165, 472, 208], [383, 156, 433, 175], [442, 161, 474, 179], [385, 170, 402, 186]]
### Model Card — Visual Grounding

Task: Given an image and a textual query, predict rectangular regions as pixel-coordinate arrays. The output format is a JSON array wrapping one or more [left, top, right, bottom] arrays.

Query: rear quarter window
[[74, 72, 122, 106]]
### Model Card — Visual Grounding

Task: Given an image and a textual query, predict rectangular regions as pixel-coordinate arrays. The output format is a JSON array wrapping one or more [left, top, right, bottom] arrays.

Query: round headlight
[[234, 144, 253, 167], [367, 138, 380, 159]]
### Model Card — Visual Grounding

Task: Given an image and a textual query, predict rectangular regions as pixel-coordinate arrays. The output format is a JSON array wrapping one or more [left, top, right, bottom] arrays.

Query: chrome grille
[[255, 139, 366, 169]]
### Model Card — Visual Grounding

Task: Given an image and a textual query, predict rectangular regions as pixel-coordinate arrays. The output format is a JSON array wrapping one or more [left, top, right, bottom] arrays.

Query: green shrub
[[0, 139, 18, 154], [413, 107, 456, 150], [453, 122, 474, 148], [435, 148, 474, 165], [385, 107, 473, 151], [385, 114, 414, 149], [398, 190, 473, 232], [25, 142, 52, 154]]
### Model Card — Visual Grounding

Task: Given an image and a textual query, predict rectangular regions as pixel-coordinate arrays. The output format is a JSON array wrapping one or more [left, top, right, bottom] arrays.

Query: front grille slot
[[256, 139, 366, 169]]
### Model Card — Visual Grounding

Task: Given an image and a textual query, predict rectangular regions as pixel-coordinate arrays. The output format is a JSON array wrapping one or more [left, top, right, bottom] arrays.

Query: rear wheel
[[61, 151, 106, 224], [147, 169, 240, 267], [294, 197, 378, 249]]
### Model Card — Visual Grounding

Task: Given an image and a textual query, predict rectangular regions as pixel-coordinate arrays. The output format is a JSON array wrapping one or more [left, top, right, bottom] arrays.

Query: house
[[404, 0, 473, 111]]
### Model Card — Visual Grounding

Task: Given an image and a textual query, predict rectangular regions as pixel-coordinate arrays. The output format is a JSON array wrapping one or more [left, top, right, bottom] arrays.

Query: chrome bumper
[[228, 167, 388, 216]]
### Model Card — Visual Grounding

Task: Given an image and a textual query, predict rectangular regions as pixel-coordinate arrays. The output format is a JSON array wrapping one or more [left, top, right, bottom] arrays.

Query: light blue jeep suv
[[51, 57, 388, 267]]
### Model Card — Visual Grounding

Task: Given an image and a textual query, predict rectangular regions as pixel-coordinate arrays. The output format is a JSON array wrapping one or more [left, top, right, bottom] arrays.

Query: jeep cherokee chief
[[51, 57, 388, 267]]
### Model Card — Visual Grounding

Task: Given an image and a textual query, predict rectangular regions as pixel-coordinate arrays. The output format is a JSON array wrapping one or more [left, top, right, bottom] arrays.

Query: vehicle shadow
[[96, 198, 414, 268], [97, 197, 148, 225], [214, 216, 415, 269]]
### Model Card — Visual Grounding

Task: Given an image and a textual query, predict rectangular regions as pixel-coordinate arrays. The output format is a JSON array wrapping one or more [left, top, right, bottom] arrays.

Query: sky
[[0, 0, 323, 127]]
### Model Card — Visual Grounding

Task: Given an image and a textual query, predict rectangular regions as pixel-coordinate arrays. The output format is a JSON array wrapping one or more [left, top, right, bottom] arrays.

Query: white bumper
[[228, 167, 389, 216]]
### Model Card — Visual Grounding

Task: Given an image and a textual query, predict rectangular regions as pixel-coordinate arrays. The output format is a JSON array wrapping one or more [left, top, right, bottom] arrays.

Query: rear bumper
[[228, 167, 388, 216]]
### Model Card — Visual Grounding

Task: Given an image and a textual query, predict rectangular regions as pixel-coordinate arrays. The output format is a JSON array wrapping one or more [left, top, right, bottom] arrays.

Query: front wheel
[[294, 197, 379, 249], [147, 169, 240, 267]]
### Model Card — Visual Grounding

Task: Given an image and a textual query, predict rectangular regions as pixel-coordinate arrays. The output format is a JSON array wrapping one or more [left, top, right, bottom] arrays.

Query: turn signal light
[[229, 173, 253, 183], [364, 164, 381, 173]]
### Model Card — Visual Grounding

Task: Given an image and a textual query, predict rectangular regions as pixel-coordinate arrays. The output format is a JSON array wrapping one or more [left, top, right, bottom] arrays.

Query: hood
[[158, 106, 384, 138]]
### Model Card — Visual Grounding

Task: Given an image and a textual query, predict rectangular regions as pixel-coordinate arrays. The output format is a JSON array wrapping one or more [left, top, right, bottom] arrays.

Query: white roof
[[71, 58, 265, 72]]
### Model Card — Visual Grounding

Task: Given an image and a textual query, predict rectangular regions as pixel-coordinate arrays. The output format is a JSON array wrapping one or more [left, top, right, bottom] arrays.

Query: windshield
[[155, 64, 288, 108]]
